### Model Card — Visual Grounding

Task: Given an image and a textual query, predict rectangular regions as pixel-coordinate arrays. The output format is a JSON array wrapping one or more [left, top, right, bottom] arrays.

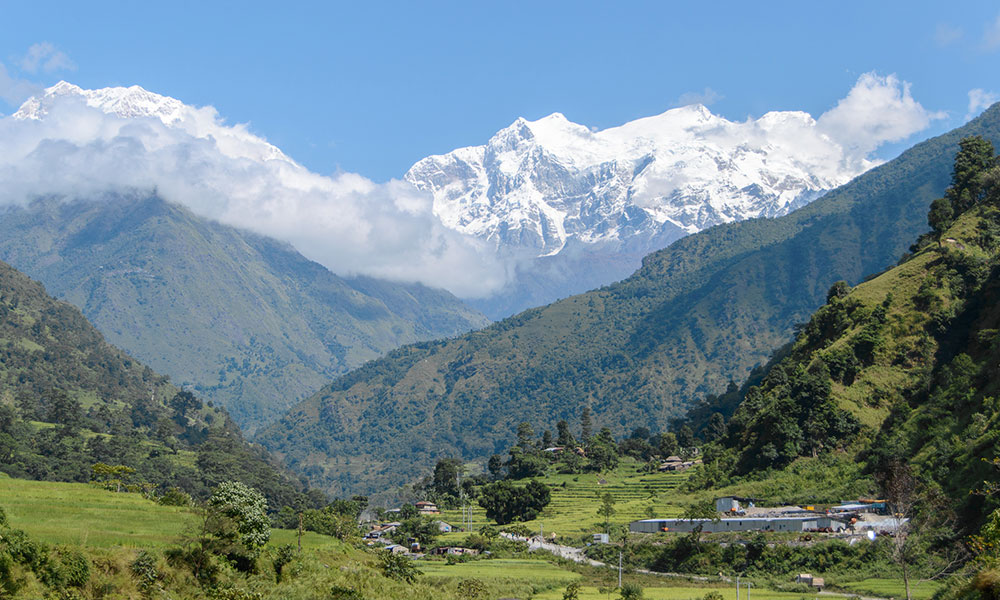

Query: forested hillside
[[695, 136, 1000, 527], [259, 106, 1000, 496], [0, 259, 312, 508], [0, 194, 488, 431]]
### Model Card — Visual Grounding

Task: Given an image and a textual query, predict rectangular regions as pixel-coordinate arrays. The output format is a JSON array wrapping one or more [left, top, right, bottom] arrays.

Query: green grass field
[[438, 462, 694, 539], [0, 474, 343, 551], [533, 584, 836, 600], [841, 578, 942, 600], [0, 474, 197, 547], [418, 557, 581, 584]]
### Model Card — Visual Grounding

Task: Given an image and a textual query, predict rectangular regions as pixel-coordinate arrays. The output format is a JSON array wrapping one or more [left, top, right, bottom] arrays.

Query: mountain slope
[[259, 105, 1000, 496], [703, 138, 1000, 525], [0, 259, 307, 507], [0, 194, 488, 431]]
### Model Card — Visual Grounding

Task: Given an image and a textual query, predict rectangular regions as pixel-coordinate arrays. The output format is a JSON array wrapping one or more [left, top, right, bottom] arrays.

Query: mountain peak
[[15, 80, 187, 125]]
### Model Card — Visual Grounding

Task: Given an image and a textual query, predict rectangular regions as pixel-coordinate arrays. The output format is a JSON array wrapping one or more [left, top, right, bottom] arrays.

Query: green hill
[[0, 258, 308, 507], [258, 106, 1000, 496], [711, 136, 1000, 524], [0, 194, 488, 431]]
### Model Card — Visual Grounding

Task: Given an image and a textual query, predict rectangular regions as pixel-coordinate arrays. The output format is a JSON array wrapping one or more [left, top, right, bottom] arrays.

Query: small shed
[[592, 533, 610, 544], [434, 520, 453, 533]]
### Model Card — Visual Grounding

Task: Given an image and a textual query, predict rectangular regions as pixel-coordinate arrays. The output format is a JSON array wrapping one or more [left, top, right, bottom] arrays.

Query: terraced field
[[438, 463, 693, 539]]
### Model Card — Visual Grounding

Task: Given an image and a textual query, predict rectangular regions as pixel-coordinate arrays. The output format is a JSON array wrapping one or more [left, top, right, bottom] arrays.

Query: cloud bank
[[0, 84, 507, 298], [0, 72, 939, 300]]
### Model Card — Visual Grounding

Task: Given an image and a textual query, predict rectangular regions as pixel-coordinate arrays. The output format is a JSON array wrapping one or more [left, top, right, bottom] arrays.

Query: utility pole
[[618, 551, 623, 588], [297, 512, 303, 553], [736, 575, 740, 600]]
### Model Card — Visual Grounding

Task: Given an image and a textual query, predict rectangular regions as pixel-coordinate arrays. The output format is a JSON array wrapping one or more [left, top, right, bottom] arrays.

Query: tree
[[655, 432, 678, 458], [507, 446, 547, 479], [620, 582, 644, 599], [428, 458, 463, 504], [826, 280, 851, 303], [880, 460, 918, 600], [704, 413, 727, 442], [948, 135, 995, 211], [478, 480, 551, 524], [563, 580, 582, 600], [556, 420, 575, 447], [927, 197, 954, 243], [598, 492, 617, 534], [392, 517, 440, 547], [676, 425, 695, 452], [91, 463, 136, 493], [487, 454, 505, 480], [169, 391, 202, 421], [516, 422, 535, 448], [580, 407, 593, 441], [207, 481, 271, 569]]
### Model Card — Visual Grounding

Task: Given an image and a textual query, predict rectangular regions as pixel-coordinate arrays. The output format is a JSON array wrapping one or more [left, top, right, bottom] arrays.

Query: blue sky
[[2, 1, 999, 182]]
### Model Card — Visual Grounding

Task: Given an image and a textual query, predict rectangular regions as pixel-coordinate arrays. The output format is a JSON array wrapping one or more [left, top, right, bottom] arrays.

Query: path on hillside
[[502, 533, 606, 566]]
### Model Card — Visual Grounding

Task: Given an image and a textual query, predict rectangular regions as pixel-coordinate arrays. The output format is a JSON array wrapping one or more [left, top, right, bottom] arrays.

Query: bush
[[457, 577, 488, 599], [330, 586, 366, 600], [621, 582, 644, 599], [378, 551, 418, 583], [130, 550, 160, 594], [55, 546, 90, 588], [272, 544, 296, 583], [158, 487, 192, 507]]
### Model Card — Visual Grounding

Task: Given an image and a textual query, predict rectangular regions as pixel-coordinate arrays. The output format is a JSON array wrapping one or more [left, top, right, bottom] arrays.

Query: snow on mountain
[[2, 82, 503, 299], [2, 74, 940, 316], [406, 104, 877, 260], [13, 81, 289, 163]]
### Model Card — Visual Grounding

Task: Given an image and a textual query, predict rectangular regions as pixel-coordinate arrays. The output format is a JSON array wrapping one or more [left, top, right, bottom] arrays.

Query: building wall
[[630, 517, 846, 534]]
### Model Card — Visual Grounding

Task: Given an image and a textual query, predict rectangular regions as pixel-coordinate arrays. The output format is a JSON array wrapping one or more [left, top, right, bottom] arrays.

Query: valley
[[1, 11, 999, 599]]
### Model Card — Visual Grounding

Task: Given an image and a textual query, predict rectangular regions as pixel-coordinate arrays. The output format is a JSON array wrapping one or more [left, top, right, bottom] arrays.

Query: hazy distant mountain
[[0, 194, 488, 432], [407, 105, 880, 317]]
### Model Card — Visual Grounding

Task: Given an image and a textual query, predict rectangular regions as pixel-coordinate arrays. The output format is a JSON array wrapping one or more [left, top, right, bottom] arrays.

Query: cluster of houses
[[630, 496, 907, 535], [363, 500, 480, 558]]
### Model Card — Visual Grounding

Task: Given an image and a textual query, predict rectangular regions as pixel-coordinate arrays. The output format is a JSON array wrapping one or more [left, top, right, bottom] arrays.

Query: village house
[[415, 501, 440, 515]]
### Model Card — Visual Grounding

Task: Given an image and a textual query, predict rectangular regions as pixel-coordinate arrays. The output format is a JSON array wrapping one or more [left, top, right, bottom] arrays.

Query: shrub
[[378, 551, 418, 583], [620, 582, 644, 599], [457, 577, 487, 599], [55, 546, 90, 588], [130, 550, 160, 594], [330, 586, 365, 600], [272, 544, 296, 583], [158, 487, 192, 507]]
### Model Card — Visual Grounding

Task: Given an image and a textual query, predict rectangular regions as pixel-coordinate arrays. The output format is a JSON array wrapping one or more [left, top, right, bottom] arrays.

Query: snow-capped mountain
[[14, 81, 289, 163], [4, 76, 937, 319], [406, 105, 876, 261]]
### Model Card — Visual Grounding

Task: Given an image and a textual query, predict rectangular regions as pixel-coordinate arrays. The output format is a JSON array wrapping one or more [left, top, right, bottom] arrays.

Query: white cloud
[[674, 87, 722, 107], [967, 88, 1000, 120], [19, 42, 75, 73], [0, 89, 508, 298], [0, 73, 942, 301], [817, 72, 945, 159], [934, 23, 963, 47]]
